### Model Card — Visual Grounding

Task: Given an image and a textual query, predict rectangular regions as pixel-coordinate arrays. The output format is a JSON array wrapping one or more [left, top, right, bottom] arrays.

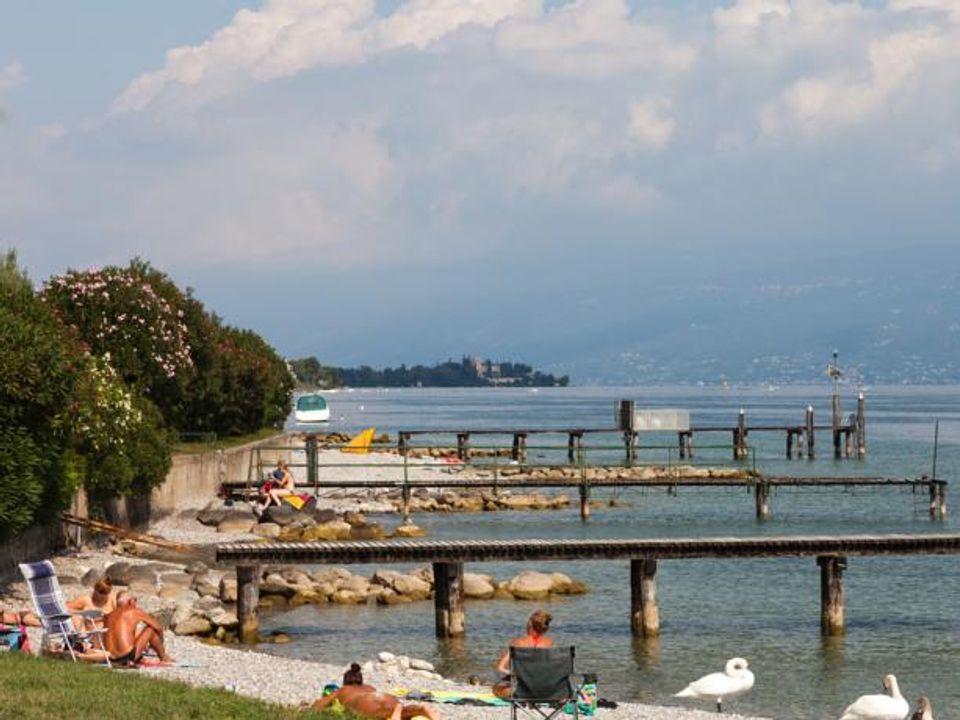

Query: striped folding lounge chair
[[18, 560, 110, 666]]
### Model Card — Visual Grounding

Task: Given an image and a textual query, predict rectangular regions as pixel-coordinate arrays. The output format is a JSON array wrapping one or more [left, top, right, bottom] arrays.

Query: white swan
[[910, 696, 933, 720], [674, 657, 755, 713], [839, 674, 909, 720]]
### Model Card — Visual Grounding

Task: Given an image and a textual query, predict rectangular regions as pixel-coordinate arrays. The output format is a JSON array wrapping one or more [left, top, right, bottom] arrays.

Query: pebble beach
[[0, 447, 772, 719]]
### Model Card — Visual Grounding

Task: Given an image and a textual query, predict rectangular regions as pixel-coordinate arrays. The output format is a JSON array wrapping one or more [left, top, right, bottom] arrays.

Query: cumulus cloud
[[628, 99, 674, 151], [111, 0, 538, 114], [496, 0, 696, 77]]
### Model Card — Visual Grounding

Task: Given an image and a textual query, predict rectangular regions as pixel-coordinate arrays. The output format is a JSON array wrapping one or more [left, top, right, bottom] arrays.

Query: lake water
[[272, 385, 960, 719]]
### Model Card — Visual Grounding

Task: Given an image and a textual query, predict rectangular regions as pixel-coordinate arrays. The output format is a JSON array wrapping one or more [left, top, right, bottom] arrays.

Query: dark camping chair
[[19, 561, 110, 665], [509, 646, 583, 720]]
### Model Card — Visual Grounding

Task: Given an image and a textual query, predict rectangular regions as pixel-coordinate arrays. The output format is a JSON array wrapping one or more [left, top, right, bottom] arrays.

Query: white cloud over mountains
[[7, 0, 960, 307]]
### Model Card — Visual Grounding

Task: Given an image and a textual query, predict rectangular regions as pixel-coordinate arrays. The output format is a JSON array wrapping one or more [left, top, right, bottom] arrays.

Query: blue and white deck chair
[[19, 560, 110, 665]]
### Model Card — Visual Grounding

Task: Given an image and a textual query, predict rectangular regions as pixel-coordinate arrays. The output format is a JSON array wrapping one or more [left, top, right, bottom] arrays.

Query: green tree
[[0, 252, 80, 536]]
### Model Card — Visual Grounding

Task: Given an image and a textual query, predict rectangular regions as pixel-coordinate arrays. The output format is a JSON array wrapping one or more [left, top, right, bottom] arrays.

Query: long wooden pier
[[222, 469, 947, 523], [218, 533, 960, 642]]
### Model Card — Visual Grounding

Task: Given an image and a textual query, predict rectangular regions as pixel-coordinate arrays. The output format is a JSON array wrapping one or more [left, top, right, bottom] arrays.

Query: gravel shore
[[144, 636, 769, 720]]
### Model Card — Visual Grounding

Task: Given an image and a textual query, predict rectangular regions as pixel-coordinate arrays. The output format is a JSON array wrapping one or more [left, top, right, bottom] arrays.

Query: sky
[[2, 1, 959, 380]]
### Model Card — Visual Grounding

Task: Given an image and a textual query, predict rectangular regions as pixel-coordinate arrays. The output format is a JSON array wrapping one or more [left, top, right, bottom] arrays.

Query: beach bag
[[0, 627, 25, 652]]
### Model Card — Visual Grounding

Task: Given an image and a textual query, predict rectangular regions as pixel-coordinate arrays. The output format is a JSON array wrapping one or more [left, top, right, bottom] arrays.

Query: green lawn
[[0, 653, 361, 720]]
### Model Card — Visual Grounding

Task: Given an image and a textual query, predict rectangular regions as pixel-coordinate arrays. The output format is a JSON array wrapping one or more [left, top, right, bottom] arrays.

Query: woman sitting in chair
[[492, 610, 554, 699]]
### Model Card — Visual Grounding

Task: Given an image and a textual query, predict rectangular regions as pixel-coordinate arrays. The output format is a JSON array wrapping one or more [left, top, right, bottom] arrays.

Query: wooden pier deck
[[222, 471, 947, 522], [218, 533, 960, 642]]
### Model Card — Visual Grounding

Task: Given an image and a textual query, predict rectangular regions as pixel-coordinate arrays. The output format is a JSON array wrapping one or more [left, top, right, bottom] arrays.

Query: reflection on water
[[268, 385, 959, 720]]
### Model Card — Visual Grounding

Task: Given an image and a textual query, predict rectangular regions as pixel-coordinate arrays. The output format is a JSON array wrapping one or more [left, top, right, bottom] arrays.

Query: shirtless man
[[103, 591, 170, 666]]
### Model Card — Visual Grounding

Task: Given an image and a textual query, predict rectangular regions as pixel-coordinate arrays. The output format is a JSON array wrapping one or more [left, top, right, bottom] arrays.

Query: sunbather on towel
[[311, 663, 440, 720], [492, 610, 554, 699], [103, 591, 170, 666]]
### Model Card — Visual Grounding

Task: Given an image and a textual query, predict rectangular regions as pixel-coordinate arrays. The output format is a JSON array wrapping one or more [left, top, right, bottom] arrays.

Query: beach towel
[[282, 494, 310, 511], [391, 687, 509, 707]]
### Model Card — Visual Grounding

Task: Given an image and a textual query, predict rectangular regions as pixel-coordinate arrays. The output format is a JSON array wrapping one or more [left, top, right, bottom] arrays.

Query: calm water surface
[[269, 385, 960, 719]]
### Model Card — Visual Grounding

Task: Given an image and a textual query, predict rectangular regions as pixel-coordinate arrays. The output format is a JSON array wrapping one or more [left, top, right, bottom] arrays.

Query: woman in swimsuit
[[266, 460, 295, 508], [492, 610, 554, 699]]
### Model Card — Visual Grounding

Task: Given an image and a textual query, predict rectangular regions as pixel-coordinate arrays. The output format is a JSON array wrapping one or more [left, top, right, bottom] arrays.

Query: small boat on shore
[[294, 393, 330, 423]]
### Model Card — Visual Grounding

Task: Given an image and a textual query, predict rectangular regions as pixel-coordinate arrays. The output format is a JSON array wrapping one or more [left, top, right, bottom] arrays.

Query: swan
[[839, 674, 909, 720], [674, 657, 755, 713], [910, 696, 933, 720]]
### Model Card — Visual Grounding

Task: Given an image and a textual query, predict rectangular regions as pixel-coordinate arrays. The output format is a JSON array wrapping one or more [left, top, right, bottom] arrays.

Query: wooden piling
[[817, 555, 846, 636], [624, 431, 637, 466], [678, 431, 686, 460], [237, 564, 261, 644], [402, 484, 412, 523], [398, 432, 410, 457], [511, 433, 527, 463], [433, 562, 466, 638], [856, 393, 866, 457], [736, 409, 748, 459], [305, 434, 318, 489], [832, 393, 842, 459], [806, 406, 815, 459], [630, 558, 660, 638], [755, 482, 770, 521], [844, 429, 853, 458], [457, 433, 470, 462], [579, 483, 591, 521], [568, 433, 577, 463], [786, 430, 794, 460]]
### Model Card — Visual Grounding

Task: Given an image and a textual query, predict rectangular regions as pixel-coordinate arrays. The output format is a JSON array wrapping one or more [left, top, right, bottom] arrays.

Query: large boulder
[[171, 603, 213, 636], [313, 508, 339, 524], [310, 567, 352, 585], [192, 571, 224, 598], [261, 573, 296, 597], [261, 504, 303, 527], [504, 571, 554, 600], [158, 573, 194, 600], [463, 573, 496, 599], [349, 523, 384, 541], [300, 521, 352, 541], [391, 574, 431, 601], [550, 572, 588, 595], [197, 502, 236, 527], [217, 510, 257, 534], [252, 522, 281, 539], [219, 577, 238, 603], [393, 523, 427, 538]]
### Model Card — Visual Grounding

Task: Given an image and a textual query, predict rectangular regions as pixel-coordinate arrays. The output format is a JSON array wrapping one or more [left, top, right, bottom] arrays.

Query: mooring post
[[832, 391, 842, 459], [678, 431, 686, 460], [624, 431, 637, 466], [457, 433, 470, 462], [398, 432, 409, 457], [433, 562, 465, 638], [568, 433, 577, 463], [512, 433, 522, 462], [401, 483, 412, 523], [754, 481, 771, 521], [806, 406, 815, 459], [237, 564, 261, 644], [517, 433, 527, 464], [736, 408, 748, 459], [630, 558, 660, 638], [817, 555, 846, 636], [305, 434, 318, 490], [856, 392, 866, 457], [786, 430, 794, 460], [579, 482, 591, 521]]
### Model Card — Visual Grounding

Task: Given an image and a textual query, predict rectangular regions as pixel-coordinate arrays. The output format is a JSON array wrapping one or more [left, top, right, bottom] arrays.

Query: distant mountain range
[[541, 252, 960, 385]]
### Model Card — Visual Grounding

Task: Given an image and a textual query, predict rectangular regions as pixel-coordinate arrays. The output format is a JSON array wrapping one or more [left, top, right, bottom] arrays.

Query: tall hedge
[[0, 252, 79, 537]]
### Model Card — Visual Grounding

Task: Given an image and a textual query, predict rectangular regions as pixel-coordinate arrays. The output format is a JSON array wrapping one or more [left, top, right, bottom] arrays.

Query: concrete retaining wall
[[150, 433, 295, 518]]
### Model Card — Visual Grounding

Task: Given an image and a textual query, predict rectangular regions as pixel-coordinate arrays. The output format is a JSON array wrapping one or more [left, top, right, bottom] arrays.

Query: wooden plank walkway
[[218, 533, 960, 642]]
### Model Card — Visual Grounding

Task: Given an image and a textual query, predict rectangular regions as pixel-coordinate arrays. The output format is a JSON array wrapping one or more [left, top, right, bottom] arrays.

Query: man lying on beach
[[311, 664, 441, 720], [103, 590, 171, 666]]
